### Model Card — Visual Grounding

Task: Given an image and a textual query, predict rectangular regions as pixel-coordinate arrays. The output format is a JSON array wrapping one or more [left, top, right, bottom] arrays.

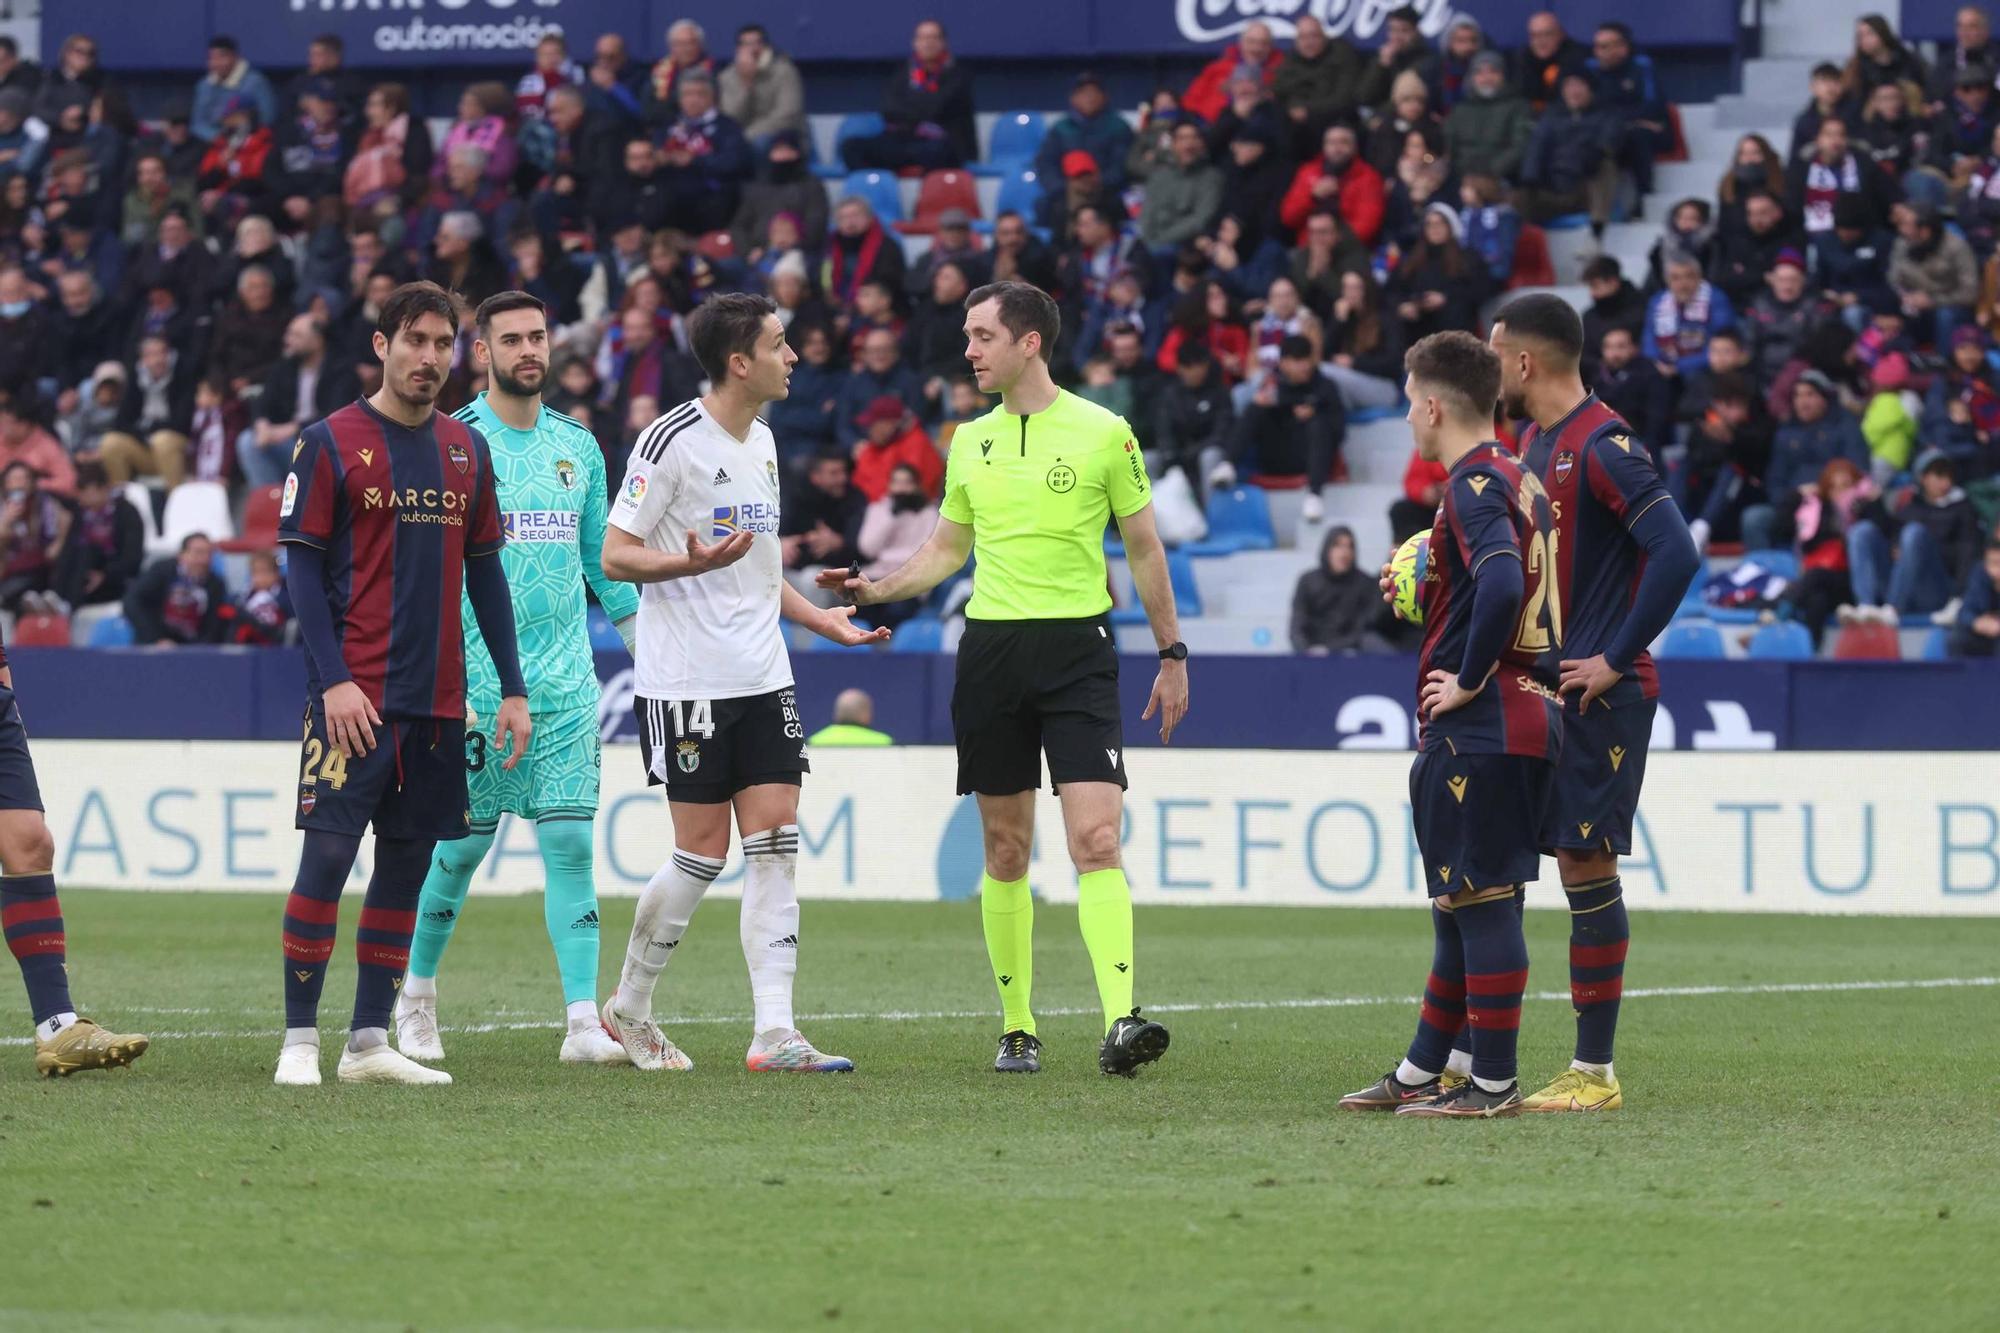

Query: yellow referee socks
[[1076, 868, 1135, 1035], [980, 873, 1035, 1036]]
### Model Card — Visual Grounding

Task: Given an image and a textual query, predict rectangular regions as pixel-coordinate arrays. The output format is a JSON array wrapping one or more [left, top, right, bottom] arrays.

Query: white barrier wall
[[31, 742, 2000, 914]]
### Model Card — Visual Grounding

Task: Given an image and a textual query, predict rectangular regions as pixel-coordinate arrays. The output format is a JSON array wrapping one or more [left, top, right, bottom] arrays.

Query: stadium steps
[[1343, 416, 1413, 486], [1311, 482, 1400, 567]]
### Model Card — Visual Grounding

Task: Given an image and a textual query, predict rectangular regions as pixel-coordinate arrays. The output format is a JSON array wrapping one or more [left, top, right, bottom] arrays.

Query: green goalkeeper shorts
[[465, 703, 602, 823]]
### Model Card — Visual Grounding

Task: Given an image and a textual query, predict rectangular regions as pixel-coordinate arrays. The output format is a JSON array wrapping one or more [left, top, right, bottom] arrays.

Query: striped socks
[[350, 837, 431, 1047], [3, 872, 74, 1034], [740, 825, 801, 1035], [1457, 891, 1530, 1091], [281, 830, 357, 1043], [1400, 901, 1466, 1084], [615, 846, 724, 1020], [1567, 875, 1629, 1068]]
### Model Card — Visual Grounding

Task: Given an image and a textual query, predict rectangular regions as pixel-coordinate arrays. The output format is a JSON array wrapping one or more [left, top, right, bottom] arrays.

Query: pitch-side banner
[[33, 742, 2000, 915]]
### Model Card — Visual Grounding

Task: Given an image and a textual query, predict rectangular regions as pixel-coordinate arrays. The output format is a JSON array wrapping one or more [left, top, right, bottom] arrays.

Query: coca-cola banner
[[62, 0, 1738, 70]]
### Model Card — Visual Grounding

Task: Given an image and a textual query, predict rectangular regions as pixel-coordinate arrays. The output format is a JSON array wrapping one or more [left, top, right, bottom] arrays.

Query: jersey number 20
[[1514, 530, 1564, 653]]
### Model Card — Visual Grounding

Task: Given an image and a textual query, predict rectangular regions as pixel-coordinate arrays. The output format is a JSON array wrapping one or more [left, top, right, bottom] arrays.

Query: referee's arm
[[1116, 503, 1190, 743], [816, 516, 972, 606]]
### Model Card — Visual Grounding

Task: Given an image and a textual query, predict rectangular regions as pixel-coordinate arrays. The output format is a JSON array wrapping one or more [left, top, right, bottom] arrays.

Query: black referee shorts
[[953, 617, 1128, 797]]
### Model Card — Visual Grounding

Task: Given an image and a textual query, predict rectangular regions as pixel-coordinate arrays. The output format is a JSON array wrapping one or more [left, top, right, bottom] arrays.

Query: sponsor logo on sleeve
[[280, 473, 299, 517], [622, 472, 648, 506]]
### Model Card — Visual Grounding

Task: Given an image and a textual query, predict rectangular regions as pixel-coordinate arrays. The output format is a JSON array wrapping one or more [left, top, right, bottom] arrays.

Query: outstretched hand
[[686, 528, 755, 574], [813, 562, 873, 606], [817, 605, 891, 647]]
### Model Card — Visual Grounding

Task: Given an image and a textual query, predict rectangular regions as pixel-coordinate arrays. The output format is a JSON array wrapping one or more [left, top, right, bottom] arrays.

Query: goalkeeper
[[393, 292, 636, 1066]]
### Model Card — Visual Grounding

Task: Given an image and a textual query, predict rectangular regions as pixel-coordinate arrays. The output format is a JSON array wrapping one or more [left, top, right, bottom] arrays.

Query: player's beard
[[492, 361, 545, 399], [397, 367, 442, 407], [1499, 386, 1529, 422]]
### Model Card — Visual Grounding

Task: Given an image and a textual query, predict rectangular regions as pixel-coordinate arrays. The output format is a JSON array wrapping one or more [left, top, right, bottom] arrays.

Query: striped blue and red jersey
[[1520, 394, 1674, 706], [1417, 441, 1562, 761], [277, 397, 504, 719]]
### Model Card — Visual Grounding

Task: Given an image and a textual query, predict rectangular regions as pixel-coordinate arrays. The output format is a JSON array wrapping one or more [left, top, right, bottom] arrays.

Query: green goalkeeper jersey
[[451, 395, 639, 715]]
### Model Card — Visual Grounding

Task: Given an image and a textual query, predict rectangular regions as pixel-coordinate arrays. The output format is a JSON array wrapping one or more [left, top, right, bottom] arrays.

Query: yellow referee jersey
[[939, 389, 1152, 621]]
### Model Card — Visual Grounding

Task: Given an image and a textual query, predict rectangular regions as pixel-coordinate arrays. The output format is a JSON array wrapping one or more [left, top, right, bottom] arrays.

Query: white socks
[[566, 999, 598, 1032], [35, 1012, 78, 1042], [739, 825, 801, 1035], [1395, 1058, 1437, 1087], [402, 973, 437, 999], [615, 848, 723, 1019], [283, 1026, 319, 1049], [1573, 1059, 1614, 1080]]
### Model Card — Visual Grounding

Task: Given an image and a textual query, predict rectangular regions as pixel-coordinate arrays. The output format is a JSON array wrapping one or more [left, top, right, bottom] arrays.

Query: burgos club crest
[[448, 441, 471, 475], [555, 458, 576, 489], [1553, 450, 1575, 485], [675, 739, 701, 773]]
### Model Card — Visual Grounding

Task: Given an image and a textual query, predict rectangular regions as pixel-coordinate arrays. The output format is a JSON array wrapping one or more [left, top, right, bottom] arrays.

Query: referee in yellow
[[821, 280, 1189, 1077]]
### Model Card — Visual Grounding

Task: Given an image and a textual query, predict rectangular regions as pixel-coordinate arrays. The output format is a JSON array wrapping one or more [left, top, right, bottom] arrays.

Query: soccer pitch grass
[[2, 893, 1996, 1331]]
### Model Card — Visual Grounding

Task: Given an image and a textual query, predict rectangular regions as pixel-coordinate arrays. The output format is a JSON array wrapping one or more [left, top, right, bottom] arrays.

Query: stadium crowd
[[5, 9, 2000, 657]]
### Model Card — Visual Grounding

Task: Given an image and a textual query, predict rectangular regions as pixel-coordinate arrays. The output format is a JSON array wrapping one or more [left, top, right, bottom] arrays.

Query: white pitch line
[[4, 976, 1991, 1048]]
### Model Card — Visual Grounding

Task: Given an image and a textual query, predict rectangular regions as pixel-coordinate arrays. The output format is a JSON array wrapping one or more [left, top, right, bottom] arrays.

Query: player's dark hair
[[965, 280, 1060, 362], [474, 290, 547, 338], [687, 291, 778, 383], [1405, 331, 1501, 423], [377, 280, 457, 340], [1493, 292, 1584, 368]]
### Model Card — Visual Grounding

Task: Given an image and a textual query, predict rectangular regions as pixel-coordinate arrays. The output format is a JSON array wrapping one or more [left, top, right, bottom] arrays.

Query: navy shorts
[[0, 685, 43, 812], [1409, 750, 1554, 898], [294, 704, 470, 841], [1544, 699, 1656, 855]]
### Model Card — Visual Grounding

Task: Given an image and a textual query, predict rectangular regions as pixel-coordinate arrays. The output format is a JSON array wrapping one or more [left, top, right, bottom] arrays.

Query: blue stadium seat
[[1746, 620, 1813, 661], [1345, 403, 1406, 424], [87, 615, 134, 648], [1543, 213, 1593, 231], [1186, 486, 1276, 557], [841, 170, 904, 223], [830, 112, 885, 169], [1110, 548, 1203, 624], [586, 606, 623, 652], [982, 111, 1046, 175], [1657, 621, 1725, 659], [993, 169, 1042, 222], [1920, 624, 1951, 660], [889, 616, 944, 653], [1740, 548, 1799, 581]]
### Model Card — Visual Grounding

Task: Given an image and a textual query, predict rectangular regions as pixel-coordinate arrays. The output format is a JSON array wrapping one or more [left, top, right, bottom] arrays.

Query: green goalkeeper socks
[[536, 816, 601, 1008], [1076, 868, 1135, 1035], [408, 828, 494, 982], [980, 873, 1035, 1036]]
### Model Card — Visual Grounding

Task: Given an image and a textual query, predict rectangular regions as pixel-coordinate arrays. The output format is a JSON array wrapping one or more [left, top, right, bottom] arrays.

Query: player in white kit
[[598, 293, 889, 1073]]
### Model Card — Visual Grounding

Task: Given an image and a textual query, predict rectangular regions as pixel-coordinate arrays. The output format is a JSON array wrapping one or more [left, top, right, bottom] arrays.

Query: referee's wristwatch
[[1157, 642, 1188, 661]]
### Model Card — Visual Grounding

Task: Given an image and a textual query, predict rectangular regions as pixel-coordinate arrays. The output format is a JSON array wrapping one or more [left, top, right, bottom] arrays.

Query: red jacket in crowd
[[1279, 153, 1386, 247]]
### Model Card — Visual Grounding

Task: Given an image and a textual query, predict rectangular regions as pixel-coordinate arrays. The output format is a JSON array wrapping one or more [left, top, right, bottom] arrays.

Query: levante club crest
[[448, 441, 471, 475]]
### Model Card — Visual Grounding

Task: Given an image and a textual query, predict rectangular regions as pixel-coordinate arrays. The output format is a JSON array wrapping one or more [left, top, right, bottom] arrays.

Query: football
[[1388, 529, 1431, 626]]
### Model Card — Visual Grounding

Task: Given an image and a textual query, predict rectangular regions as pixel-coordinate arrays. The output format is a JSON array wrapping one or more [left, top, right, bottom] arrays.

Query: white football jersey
[[609, 399, 792, 701]]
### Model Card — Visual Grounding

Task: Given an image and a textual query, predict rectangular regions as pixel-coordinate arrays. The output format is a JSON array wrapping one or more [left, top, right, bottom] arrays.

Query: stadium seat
[[1185, 486, 1276, 557], [889, 616, 944, 652], [1739, 548, 1800, 581], [123, 482, 161, 549], [695, 230, 737, 261], [1507, 225, 1556, 289], [1746, 621, 1813, 661], [220, 484, 283, 553], [830, 112, 884, 167], [586, 605, 623, 652], [901, 169, 981, 234], [11, 613, 69, 647], [1346, 404, 1404, 424], [1657, 621, 1725, 659], [86, 615, 134, 648], [1832, 622, 1901, 660], [983, 111, 1045, 174], [1110, 549, 1204, 625], [993, 169, 1042, 222], [840, 169, 904, 223], [1920, 624, 1951, 660], [153, 481, 234, 556]]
